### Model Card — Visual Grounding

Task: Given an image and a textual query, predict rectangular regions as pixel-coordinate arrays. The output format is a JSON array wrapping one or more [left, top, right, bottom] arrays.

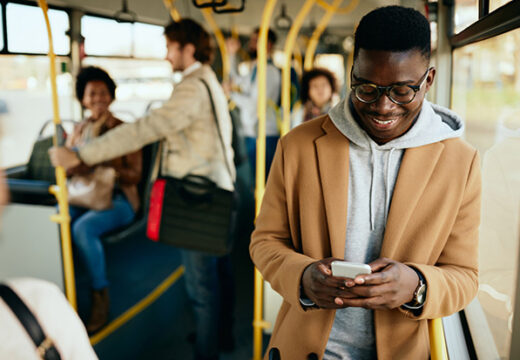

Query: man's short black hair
[[75, 66, 116, 102], [165, 18, 213, 63], [354, 6, 431, 61]]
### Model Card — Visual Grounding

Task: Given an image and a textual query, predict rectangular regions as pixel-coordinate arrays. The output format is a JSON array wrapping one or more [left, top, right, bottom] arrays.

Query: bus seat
[[102, 141, 160, 244], [6, 120, 78, 205]]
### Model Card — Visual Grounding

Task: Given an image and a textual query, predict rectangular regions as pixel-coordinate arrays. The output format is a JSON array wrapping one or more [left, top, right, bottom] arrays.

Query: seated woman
[[294, 68, 338, 127], [66, 66, 142, 334]]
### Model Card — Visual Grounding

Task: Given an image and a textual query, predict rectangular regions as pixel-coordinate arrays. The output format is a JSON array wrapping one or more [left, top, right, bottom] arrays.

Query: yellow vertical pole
[[253, 2, 278, 359], [280, 0, 316, 136], [292, 40, 303, 78], [37, 0, 76, 310], [429, 318, 449, 360], [162, 0, 182, 21], [200, 8, 230, 83]]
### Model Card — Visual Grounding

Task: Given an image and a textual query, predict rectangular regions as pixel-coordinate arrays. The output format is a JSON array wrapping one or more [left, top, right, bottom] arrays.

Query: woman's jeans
[[69, 193, 135, 290], [180, 249, 235, 359]]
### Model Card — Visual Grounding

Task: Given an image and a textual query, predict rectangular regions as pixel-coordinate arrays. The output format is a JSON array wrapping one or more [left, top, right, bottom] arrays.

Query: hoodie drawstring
[[384, 148, 396, 226], [369, 142, 376, 231]]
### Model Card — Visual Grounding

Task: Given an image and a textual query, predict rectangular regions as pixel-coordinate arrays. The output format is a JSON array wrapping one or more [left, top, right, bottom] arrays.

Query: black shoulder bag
[[146, 79, 237, 256], [0, 284, 62, 360]]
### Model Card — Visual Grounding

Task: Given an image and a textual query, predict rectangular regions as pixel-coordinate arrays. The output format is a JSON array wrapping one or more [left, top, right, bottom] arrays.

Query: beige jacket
[[78, 65, 235, 191], [250, 115, 481, 359]]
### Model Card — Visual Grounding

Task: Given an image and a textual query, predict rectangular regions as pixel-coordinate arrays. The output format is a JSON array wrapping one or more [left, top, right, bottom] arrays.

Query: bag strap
[[199, 79, 234, 179], [0, 284, 62, 360]]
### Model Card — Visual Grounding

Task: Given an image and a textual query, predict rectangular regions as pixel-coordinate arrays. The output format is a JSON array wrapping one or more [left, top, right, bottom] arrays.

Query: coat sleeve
[[403, 150, 481, 320], [249, 139, 317, 313], [78, 80, 203, 166]]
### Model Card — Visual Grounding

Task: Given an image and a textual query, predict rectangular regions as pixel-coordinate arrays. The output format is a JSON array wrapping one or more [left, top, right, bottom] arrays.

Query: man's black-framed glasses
[[351, 67, 433, 105]]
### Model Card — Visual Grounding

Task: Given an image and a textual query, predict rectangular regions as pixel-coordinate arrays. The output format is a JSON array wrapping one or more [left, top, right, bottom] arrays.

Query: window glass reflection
[[454, 0, 478, 33], [6, 3, 69, 55], [490, 0, 512, 12], [81, 16, 132, 57], [0, 56, 75, 167], [452, 28, 520, 359], [134, 23, 166, 59]]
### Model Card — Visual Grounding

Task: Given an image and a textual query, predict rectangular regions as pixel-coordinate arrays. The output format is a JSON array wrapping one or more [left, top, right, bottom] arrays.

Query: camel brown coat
[[250, 115, 481, 359]]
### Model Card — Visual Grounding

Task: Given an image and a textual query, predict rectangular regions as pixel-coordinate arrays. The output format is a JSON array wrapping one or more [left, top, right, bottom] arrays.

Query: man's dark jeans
[[180, 249, 234, 360]]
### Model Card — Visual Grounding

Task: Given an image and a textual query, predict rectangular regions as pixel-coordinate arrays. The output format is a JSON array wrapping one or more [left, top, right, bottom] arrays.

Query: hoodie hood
[[329, 96, 464, 150]]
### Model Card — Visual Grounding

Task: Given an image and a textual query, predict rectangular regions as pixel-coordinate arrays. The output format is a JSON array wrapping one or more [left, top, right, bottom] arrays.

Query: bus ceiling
[[40, 0, 409, 36]]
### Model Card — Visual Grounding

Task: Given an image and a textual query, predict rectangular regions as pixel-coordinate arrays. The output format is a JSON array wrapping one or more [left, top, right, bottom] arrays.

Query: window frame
[[0, 0, 71, 56], [447, 1, 520, 358], [451, 0, 520, 48]]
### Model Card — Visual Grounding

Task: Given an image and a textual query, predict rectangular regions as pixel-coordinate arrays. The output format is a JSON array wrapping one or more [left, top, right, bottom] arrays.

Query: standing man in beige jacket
[[50, 19, 235, 360]]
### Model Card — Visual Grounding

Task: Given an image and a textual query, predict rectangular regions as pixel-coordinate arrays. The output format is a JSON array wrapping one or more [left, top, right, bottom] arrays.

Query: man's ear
[[184, 43, 196, 58], [425, 67, 436, 91]]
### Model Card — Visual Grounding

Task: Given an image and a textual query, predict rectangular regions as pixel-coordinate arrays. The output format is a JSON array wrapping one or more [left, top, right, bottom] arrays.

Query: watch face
[[416, 284, 427, 304]]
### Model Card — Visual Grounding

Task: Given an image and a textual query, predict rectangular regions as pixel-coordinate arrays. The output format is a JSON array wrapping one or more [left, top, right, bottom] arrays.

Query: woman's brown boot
[[87, 288, 109, 334]]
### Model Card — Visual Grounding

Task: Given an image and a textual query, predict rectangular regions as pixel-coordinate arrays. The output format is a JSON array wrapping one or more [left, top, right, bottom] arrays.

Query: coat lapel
[[381, 142, 444, 258], [315, 118, 349, 259]]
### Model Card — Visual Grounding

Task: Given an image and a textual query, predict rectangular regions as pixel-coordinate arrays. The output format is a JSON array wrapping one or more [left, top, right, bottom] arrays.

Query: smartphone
[[331, 261, 372, 278]]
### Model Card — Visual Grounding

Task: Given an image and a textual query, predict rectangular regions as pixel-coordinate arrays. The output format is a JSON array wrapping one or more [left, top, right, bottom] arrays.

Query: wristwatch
[[402, 268, 427, 310]]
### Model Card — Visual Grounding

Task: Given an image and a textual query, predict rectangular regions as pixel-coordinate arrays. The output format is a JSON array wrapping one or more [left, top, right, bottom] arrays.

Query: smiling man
[[250, 6, 481, 360]]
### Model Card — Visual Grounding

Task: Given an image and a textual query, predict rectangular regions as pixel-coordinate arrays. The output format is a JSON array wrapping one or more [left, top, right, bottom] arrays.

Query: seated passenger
[[66, 66, 142, 334], [295, 67, 338, 126]]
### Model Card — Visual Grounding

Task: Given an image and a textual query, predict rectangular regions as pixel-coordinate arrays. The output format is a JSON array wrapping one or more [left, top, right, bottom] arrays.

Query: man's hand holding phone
[[300, 257, 370, 309], [301, 257, 420, 310]]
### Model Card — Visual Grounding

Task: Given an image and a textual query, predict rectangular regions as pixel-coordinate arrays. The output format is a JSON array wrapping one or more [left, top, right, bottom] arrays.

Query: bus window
[[0, 55, 75, 168], [81, 57, 172, 122], [134, 23, 167, 59], [452, 28, 520, 359], [454, 0, 478, 34], [81, 15, 133, 57], [6, 3, 69, 55], [490, 0, 513, 12]]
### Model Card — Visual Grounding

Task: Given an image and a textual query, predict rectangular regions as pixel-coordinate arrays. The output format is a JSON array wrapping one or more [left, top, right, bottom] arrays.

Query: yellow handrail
[[281, 0, 316, 136], [200, 8, 230, 82], [293, 39, 303, 77], [162, 0, 181, 21], [253, 2, 278, 358], [430, 318, 449, 360], [316, 0, 358, 14], [37, 0, 76, 310], [304, 0, 358, 71]]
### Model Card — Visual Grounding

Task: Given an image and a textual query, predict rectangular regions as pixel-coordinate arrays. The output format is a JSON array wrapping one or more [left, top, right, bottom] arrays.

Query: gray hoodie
[[323, 97, 464, 359]]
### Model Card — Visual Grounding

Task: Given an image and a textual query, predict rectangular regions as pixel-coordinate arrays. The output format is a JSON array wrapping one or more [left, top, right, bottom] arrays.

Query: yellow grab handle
[[316, 0, 358, 14], [253, 2, 279, 359], [163, 0, 182, 21], [281, 0, 316, 136], [37, 0, 76, 310], [200, 8, 230, 83], [429, 318, 449, 360], [304, 0, 358, 71]]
